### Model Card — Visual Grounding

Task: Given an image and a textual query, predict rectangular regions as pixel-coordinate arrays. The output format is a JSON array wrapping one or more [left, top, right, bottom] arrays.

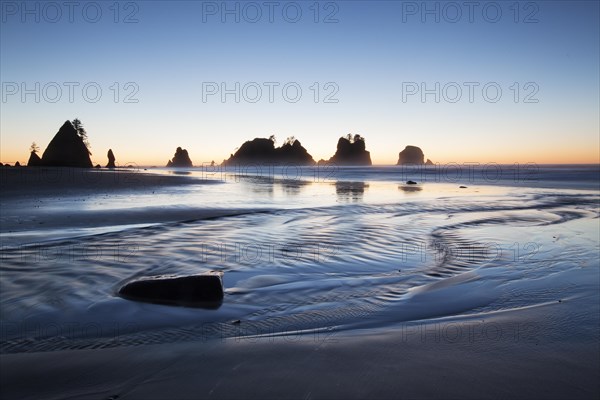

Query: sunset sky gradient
[[1, 1, 598, 165]]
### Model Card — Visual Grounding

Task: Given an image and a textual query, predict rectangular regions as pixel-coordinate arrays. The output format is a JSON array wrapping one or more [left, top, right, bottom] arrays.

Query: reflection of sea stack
[[106, 149, 116, 168], [27, 151, 42, 167], [335, 181, 369, 200], [225, 137, 315, 165], [40, 121, 93, 168], [167, 147, 193, 167], [323, 134, 372, 166]]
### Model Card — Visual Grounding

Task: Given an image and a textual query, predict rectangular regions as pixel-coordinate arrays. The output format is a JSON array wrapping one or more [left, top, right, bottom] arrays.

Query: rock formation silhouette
[[27, 151, 42, 167], [322, 134, 372, 166], [167, 147, 193, 167], [397, 145, 426, 165], [397, 146, 435, 165], [224, 137, 315, 165], [40, 121, 93, 168], [106, 149, 116, 168]]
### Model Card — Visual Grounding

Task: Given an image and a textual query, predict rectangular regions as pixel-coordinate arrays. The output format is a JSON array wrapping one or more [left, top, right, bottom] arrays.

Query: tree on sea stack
[[72, 118, 91, 155], [30, 142, 40, 153], [27, 142, 42, 166]]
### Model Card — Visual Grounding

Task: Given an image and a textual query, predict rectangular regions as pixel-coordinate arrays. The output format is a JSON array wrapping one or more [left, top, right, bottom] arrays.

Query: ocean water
[[1, 165, 598, 352]]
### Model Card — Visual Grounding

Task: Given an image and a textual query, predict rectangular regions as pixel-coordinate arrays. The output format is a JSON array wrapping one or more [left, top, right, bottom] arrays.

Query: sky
[[1, 0, 599, 166]]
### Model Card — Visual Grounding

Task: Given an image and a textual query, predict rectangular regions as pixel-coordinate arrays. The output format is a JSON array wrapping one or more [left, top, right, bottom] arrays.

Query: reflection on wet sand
[[280, 179, 312, 196], [335, 181, 369, 201], [398, 184, 423, 194], [237, 175, 313, 197]]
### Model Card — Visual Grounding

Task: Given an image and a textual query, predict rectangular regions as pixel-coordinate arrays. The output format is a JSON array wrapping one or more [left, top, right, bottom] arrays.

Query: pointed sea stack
[[27, 152, 42, 167], [40, 121, 92, 168]]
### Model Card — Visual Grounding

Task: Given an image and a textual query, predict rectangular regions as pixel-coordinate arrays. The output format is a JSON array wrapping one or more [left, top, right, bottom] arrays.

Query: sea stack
[[40, 121, 93, 168], [106, 149, 116, 168], [167, 147, 193, 167], [397, 146, 425, 165], [27, 151, 42, 167], [224, 137, 315, 165], [323, 134, 372, 166]]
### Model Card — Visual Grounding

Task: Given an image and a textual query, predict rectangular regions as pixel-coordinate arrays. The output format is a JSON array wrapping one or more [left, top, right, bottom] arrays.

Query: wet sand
[[0, 167, 230, 241], [1, 295, 598, 400], [1, 166, 598, 399], [0, 166, 204, 196]]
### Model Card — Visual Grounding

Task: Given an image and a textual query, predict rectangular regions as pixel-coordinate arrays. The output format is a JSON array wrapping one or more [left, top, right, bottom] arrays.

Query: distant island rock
[[27, 151, 42, 167], [106, 149, 116, 168], [397, 145, 434, 165], [224, 137, 315, 165], [397, 145, 425, 165], [40, 120, 93, 168], [167, 147, 193, 167], [321, 134, 372, 166]]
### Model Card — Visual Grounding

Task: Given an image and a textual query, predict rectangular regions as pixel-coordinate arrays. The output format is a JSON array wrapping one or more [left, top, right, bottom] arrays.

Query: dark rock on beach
[[406, 180, 417, 184], [118, 273, 224, 308]]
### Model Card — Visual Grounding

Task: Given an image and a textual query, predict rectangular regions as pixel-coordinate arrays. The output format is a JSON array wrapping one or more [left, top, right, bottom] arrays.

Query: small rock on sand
[[118, 272, 224, 308]]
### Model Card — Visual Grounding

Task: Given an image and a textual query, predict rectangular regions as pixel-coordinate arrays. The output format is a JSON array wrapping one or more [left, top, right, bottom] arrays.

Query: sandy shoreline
[[1, 296, 598, 400], [0, 167, 227, 240], [0, 167, 209, 196]]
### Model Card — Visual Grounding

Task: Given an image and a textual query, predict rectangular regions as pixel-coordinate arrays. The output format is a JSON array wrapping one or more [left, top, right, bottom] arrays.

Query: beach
[[1, 294, 598, 399], [1, 165, 598, 399]]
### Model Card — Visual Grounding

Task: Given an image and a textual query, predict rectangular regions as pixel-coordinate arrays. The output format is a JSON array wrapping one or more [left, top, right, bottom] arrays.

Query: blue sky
[[1, 1, 599, 165]]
